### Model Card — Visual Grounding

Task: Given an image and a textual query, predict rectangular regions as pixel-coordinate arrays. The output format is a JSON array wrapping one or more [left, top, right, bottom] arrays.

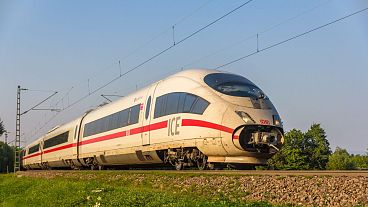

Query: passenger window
[[83, 104, 143, 137], [74, 125, 78, 139], [90, 122, 96, 136], [109, 112, 119, 130], [191, 98, 210, 114], [154, 96, 163, 118], [28, 144, 40, 154], [166, 93, 180, 115], [44, 131, 69, 149], [129, 104, 140, 124], [102, 117, 109, 133], [153, 92, 210, 118], [160, 95, 168, 117], [85, 123, 91, 137], [101, 118, 108, 134], [95, 119, 102, 135], [145, 96, 151, 120], [118, 109, 129, 128], [183, 94, 197, 112], [83, 125, 89, 137]]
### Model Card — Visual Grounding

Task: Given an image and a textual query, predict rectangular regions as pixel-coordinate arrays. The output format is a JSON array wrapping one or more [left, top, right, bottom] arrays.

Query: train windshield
[[204, 73, 266, 99]]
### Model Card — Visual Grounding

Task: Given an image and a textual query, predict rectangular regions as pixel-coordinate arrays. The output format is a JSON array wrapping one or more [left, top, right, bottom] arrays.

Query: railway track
[[18, 170, 368, 177]]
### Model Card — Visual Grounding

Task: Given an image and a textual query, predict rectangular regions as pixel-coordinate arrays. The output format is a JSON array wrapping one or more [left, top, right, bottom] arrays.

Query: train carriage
[[40, 120, 79, 169], [23, 139, 42, 169]]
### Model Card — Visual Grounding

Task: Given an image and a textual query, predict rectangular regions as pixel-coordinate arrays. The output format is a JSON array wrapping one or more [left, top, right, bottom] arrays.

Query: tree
[[0, 141, 14, 173], [268, 123, 331, 170], [327, 147, 356, 170], [268, 129, 310, 170], [305, 124, 331, 169], [0, 118, 4, 137], [0, 119, 14, 173], [350, 154, 368, 169]]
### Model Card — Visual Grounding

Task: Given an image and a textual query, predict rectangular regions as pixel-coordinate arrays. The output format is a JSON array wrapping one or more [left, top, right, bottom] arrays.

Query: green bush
[[268, 124, 331, 170], [0, 118, 4, 136], [350, 154, 368, 169], [327, 147, 356, 170], [0, 142, 14, 173]]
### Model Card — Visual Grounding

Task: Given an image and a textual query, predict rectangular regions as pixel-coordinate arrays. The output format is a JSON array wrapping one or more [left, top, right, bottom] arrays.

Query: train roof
[[170, 68, 225, 80], [77, 69, 227, 118]]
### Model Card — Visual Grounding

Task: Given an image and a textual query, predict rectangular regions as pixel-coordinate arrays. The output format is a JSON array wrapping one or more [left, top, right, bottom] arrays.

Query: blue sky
[[1, 0, 367, 154]]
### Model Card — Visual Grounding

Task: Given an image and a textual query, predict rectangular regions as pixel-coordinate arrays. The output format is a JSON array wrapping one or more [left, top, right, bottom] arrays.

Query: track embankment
[[17, 170, 368, 206]]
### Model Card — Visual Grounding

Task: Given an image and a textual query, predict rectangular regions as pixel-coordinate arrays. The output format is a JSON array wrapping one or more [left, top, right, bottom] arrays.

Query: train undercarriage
[[67, 148, 259, 171]]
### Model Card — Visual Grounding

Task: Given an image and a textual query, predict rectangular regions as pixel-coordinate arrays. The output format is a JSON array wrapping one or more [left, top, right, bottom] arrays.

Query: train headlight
[[273, 115, 282, 127], [235, 111, 255, 124]]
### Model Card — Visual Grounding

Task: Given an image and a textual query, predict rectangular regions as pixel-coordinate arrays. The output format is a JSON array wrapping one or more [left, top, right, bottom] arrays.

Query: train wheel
[[175, 161, 184, 170], [90, 162, 99, 170], [88, 157, 99, 171], [70, 161, 79, 170], [197, 155, 207, 170]]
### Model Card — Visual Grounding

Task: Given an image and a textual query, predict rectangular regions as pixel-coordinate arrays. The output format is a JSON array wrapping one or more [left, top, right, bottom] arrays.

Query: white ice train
[[22, 69, 284, 170]]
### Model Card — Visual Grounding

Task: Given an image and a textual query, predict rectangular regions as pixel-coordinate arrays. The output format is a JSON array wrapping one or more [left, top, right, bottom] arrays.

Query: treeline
[[266, 123, 368, 170], [327, 147, 368, 170], [0, 141, 14, 173], [0, 118, 14, 173]]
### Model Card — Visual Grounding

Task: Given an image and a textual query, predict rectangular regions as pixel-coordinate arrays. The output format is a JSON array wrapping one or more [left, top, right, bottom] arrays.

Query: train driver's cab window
[[204, 73, 267, 99], [154, 92, 209, 118]]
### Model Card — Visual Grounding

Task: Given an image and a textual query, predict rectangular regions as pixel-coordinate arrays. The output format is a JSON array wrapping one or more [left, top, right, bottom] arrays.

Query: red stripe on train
[[43, 143, 74, 154], [23, 152, 42, 160], [79, 131, 127, 146], [181, 119, 233, 134], [23, 120, 168, 160], [23, 119, 234, 160]]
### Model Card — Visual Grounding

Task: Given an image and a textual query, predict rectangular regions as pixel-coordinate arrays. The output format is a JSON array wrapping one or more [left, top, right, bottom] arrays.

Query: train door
[[141, 83, 159, 145], [39, 141, 44, 167], [72, 124, 79, 157]]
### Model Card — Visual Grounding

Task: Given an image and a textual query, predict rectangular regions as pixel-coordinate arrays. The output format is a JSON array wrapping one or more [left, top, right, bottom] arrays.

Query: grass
[[0, 171, 276, 207]]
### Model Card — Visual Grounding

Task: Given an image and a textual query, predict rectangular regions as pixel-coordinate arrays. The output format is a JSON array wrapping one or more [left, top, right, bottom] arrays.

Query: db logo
[[260, 119, 270, 125]]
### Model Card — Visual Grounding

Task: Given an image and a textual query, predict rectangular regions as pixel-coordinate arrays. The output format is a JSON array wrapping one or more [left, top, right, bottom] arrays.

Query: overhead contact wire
[[60, 0, 255, 111], [28, 0, 254, 142], [216, 7, 368, 69]]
